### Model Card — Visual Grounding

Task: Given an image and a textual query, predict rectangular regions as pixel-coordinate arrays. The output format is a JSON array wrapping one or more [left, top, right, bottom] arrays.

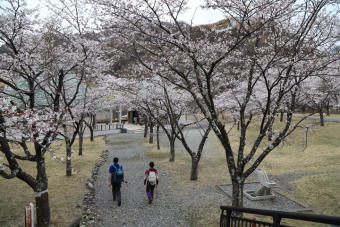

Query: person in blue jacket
[[109, 157, 124, 206]]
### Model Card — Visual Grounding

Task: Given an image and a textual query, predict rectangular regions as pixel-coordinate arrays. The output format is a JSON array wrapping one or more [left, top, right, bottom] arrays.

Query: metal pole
[[118, 105, 122, 125], [109, 108, 113, 124]]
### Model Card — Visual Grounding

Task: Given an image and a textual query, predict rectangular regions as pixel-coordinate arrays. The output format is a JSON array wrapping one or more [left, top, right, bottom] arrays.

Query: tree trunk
[[319, 109, 324, 126], [149, 122, 154, 144], [157, 125, 160, 150], [78, 130, 83, 155], [89, 126, 94, 142], [35, 190, 50, 227], [190, 157, 199, 180], [144, 122, 148, 138], [231, 177, 244, 209], [280, 112, 284, 122], [326, 101, 330, 116], [35, 152, 50, 226], [91, 114, 96, 141], [92, 114, 96, 128], [66, 142, 72, 176], [268, 122, 273, 141], [237, 121, 240, 131], [169, 138, 175, 162]]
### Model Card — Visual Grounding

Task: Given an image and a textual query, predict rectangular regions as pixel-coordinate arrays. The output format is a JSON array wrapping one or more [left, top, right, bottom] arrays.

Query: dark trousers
[[146, 181, 156, 199], [112, 182, 121, 202]]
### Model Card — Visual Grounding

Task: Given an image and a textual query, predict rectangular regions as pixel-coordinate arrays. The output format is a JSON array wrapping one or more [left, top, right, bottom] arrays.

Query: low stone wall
[[78, 149, 109, 227]]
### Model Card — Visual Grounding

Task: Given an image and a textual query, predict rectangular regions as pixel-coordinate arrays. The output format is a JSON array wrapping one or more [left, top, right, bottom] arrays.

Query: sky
[[25, 0, 225, 26], [22, 0, 340, 27], [178, 0, 225, 25]]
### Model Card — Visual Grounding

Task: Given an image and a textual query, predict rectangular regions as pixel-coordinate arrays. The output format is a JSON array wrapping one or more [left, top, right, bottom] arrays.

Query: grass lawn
[[144, 116, 340, 227], [0, 136, 107, 227]]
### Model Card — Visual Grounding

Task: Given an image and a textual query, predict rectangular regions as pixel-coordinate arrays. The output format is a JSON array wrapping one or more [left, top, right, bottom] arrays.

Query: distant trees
[[300, 76, 340, 126]]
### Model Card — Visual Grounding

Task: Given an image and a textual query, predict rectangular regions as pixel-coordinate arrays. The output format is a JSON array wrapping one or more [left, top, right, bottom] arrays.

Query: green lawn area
[[145, 115, 340, 227], [0, 137, 107, 227]]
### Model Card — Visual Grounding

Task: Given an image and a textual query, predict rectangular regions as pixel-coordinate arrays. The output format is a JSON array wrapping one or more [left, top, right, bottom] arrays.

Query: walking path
[[303, 116, 340, 123], [6, 123, 141, 140], [93, 133, 189, 226], [91, 131, 229, 227]]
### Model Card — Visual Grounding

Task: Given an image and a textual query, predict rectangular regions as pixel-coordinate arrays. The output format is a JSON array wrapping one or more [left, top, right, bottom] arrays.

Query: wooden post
[[273, 215, 282, 227], [251, 217, 256, 227]]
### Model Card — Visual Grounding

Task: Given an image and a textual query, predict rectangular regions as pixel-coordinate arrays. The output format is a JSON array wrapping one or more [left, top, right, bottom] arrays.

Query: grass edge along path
[[0, 136, 107, 227]]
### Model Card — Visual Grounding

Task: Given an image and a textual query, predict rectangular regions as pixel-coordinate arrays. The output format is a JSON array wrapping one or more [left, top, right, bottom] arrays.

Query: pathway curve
[[298, 116, 340, 123], [93, 133, 189, 227]]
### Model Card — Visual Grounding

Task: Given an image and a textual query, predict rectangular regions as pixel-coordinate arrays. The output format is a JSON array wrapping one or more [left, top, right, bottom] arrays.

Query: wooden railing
[[220, 206, 340, 227]]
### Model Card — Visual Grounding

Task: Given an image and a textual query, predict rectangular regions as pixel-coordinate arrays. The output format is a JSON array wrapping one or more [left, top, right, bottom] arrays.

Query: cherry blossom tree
[[45, 0, 106, 176], [59, 69, 105, 176], [80, 86, 108, 142], [141, 82, 188, 162], [142, 80, 213, 180], [97, 74, 182, 161], [300, 75, 340, 126], [77, 86, 100, 151], [94, 0, 339, 208], [175, 119, 212, 180], [100, 69, 213, 179], [0, 0, 104, 224], [0, 1, 67, 224]]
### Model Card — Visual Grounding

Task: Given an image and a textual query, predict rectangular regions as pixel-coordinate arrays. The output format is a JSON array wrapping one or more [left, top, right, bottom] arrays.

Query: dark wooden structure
[[220, 206, 340, 227]]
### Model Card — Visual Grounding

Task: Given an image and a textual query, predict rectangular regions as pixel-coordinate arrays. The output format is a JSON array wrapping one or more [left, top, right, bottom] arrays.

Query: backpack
[[112, 165, 123, 183], [147, 171, 157, 185]]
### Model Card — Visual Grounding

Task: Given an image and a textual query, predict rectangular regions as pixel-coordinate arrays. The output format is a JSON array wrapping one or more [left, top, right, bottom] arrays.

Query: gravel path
[[92, 133, 229, 227], [302, 116, 340, 123], [94, 133, 189, 226], [158, 127, 224, 157]]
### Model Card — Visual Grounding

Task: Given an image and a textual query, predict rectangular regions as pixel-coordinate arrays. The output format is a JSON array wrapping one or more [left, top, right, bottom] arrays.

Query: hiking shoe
[[117, 201, 121, 206], [148, 199, 152, 204]]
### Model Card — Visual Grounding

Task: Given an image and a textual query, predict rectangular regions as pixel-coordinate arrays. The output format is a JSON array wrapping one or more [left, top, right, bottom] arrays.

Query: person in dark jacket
[[109, 157, 124, 206], [144, 161, 159, 204]]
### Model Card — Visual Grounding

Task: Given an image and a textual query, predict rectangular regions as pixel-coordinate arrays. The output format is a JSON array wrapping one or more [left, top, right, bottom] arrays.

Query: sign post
[[25, 202, 34, 227]]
